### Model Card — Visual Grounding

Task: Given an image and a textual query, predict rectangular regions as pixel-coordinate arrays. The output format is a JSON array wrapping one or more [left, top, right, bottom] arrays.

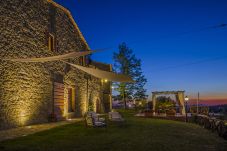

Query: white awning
[[2, 50, 97, 62], [65, 62, 134, 83]]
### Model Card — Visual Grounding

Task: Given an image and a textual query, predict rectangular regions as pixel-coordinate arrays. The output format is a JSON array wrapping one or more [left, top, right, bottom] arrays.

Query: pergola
[[152, 91, 186, 115]]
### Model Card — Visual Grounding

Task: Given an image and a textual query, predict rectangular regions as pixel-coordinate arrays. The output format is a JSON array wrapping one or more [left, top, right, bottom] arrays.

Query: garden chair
[[85, 114, 106, 128], [109, 112, 125, 122], [87, 111, 105, 122]]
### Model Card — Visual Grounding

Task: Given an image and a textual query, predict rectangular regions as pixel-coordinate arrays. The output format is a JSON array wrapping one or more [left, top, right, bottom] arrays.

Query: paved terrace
[[0, 118, 82, 142]]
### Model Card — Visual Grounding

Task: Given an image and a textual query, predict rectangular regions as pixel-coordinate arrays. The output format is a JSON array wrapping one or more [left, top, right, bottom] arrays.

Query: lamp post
[[185, 96, 189, 122]]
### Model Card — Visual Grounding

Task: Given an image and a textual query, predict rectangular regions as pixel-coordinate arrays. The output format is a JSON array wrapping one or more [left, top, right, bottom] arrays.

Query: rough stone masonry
[[0, 0, 112, 130]]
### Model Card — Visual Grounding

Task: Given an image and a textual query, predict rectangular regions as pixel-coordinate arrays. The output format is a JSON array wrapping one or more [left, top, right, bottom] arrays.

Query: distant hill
[[189, 99, 227, 106]]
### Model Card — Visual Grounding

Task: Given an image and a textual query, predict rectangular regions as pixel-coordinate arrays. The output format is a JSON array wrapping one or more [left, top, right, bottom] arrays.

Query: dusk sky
[[55, 0, 227, 101]]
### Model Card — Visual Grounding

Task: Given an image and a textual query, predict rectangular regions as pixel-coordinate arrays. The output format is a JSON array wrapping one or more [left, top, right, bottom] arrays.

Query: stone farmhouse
[[0, 0, 112, 129]]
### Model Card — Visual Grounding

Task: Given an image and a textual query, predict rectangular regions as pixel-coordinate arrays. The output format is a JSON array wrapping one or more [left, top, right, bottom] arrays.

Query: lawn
[[0, 110, 226, 151]]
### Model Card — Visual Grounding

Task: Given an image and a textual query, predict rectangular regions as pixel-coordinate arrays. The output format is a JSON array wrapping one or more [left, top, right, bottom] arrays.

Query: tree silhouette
[[113, 43, 147, 108]]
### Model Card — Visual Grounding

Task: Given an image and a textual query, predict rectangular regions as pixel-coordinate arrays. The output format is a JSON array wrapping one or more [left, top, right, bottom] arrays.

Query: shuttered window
[[48, 34, 55, 52]]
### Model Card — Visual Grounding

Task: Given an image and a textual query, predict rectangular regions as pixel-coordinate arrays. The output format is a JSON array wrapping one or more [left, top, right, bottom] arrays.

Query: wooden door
[[54, 82, 65, 120]]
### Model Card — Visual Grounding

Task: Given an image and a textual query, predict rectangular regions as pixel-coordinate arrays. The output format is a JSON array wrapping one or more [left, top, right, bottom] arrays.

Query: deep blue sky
[[54, 0, 227, 100]]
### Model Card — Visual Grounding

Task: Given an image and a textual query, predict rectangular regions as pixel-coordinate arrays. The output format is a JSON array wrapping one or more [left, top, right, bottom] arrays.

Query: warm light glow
[[185, 96, 189, 102], [104, 79, 108, 83], [19, 110, 29, 126], [26, 126, 32, 129], [79, 94, 88, 115]]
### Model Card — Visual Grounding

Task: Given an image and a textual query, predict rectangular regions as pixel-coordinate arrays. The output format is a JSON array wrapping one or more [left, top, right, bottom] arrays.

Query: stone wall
[[91, 61, 112, 113], [0, 0, 107, 130]]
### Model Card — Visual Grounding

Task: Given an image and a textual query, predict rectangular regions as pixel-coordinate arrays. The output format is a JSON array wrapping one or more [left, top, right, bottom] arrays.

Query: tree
[[113, 43, 147, 108]]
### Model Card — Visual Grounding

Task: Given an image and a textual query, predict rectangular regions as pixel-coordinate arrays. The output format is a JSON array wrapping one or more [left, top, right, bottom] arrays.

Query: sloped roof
[[47, 0, 90, 50]]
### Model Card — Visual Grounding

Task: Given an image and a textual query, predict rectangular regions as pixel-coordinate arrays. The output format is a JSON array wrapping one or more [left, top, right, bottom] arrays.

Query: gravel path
[[0, 118, 82, 142]]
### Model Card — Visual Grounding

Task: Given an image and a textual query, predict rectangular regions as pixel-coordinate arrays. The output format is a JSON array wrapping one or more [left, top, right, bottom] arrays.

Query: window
[[48, 34, 55, 52], [79, 56, 85, 66], [68, 88, 76, 112], [84, 55, 91, 66]]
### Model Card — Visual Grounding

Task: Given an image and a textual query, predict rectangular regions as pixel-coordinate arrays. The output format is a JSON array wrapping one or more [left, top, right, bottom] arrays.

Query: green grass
[[0, 110, 226, 151]]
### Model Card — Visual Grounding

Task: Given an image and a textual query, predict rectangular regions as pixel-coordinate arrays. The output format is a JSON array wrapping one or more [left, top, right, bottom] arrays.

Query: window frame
[[48, 33, 55, 52]]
